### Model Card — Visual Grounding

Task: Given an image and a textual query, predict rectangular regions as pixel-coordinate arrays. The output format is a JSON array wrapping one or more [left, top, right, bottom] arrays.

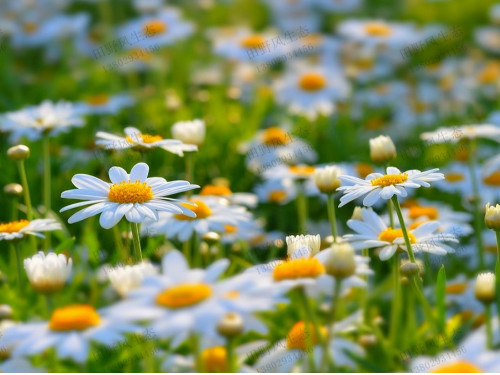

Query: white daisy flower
[[0, 305, 140, 363], [0, 219, 61, 241], [60, 162, 199, 229], [1, 100, 84, 142], [254, 178, 297, 205], [475, 26, 500, 54], [95, 126, 197, 156], [142, 196, 253, 242], [345, 208, 458, 260], [420, 124, 500, 143], [171, 119, 205, 146], [198, 184, 258, 208], [72, 93, 135, 116], [106, 261, 158, 297], [24, 251, 72, 293], [337, 166, 444, 207]]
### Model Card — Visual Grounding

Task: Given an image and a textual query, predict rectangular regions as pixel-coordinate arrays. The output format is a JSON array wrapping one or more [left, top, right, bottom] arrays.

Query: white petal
[[129, 163, 149, 182]]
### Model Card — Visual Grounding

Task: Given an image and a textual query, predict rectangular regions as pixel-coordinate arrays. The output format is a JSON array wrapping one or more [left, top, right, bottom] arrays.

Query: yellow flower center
[[128, 48, 154, 61], [224, 290, 239, 299], [286, 322, 327, 351], [298, 73, 327, 91], [478, 62, 500, 84], [409, 206, 439, 220], [224, 224, 237, 234], [356, 162, 374, 178], [143, 20, 167, 37], [125, 134, 163, 144], [445, 173, 465, 182], [108, 180, 153, 204], [174, 200, 212, 220], [354, 57, 374, 70], [86, 94, 109, 106], [431, 361, 482, 373], [445, 282, 468, 294], [200, 185, 232, 196], [23, 22, 38, 34], [412, 101, 430, 113], [370, 173, 408, 187], [200, 346, 227, 372], [156, 283, 212, 309], [262, 127, 291, 146], [273, 258, 325, 281], [364, 117, 386, 130], [379, 227, 416, 244], [483, 171, 500, 186], [289, 165, 315, 176], [49, 305, 100, 331], [240, 35, 266, 49], [364, 23, 392, 36], [268, 190, 287, 203], [0, 220, 30, 233]]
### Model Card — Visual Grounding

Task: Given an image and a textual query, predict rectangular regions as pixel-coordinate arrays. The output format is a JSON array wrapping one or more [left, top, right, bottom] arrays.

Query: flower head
[[24, 252, 72, 293], [485, 203, 500, 230], [286, 234, 321, 257], [0, 219, 61, 241], [369, 135, 396, 163], [314, 165, 342, 194], [474, 272, 496, 304], [171, 119, 205, 146]]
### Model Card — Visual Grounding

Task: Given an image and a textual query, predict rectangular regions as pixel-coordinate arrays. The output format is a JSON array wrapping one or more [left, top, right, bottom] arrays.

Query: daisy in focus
[[95, 126, 197, 156], [0, 219, 61, 241], [337, 166, 444, 207], [60, 162, 199, 229]]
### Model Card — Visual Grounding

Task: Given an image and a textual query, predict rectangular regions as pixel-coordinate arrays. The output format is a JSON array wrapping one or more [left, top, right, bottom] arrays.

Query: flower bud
[[475, 272, 496, 304], [24, 252, 72, 294], [4, 183, 23, 196], [400, 262, 420, 277], [359, 334, 377, 348], [369, 135, 396, 163], [485, 203, 500, 230], [7, 145, 30, 161], [202, 231, 220, 245], [171, 119, 205, 146], [216, 312, 244, 338], [324, 241, 356, 279], [286, 234, 321, 257], [0, 304, 13, 320], [313, 165, 342, 194]]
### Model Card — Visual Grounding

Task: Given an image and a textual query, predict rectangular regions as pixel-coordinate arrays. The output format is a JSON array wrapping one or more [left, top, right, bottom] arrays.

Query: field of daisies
[[2, 0, 500, 373]]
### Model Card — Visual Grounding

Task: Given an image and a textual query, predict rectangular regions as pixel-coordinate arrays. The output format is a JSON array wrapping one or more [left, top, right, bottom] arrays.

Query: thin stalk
[[226, 337, 237, 373], [322, 279, 342, 371], [362, 248, 370, 324], [298, 288, 325, 362], [43, 137, 51, 250], [485, 303, 493, 349], [11, 197, 19, 221], [185, 152, 194, 198], [112, 225, 128, 263], [192, 233, 200, 268], [17, 160, 33, 220], [327, 193, 338, 242], [296, 183, 308, 234], [467, 140, 485, 268], [130, 223, 143, 263], [46, 295, 54, 319], [294, 289, 316, 372], [183, 239, 191, 265], [191, 334, 202, 371], [11, 242, 23, 292], [387, 198, 395, 228], [494, 230, 500, 326], [391, 197, 416, 263], [389, 254, 401, 347]]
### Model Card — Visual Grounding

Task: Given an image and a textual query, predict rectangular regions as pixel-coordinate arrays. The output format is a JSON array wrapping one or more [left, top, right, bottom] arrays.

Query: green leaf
[[436, 265, 446, 333]]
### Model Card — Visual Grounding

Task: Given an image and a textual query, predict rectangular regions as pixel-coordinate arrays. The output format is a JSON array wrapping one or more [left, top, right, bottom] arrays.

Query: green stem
[[294, 289, 316, 372], [327, 194, 338, 242], [485, 303, 493, 349], [17, 160, 33, 220], [46, 294, 54, 319], [185, 152, 194, 198], [226, 337, 237, 373], [362, 248, 370, 325], [192, 233, 200, 268], [112, 225, 128, 263], [387, 198, 395, 229], [467, 140, 485, 268], [389, 254, 401, 347], [191, 334, 202, 371], [323, 279, 342, 371], [11, 242, 23, 292], [130, 223, 143, 263], [494, 230, 500, 327], [43, 137, 51, 250], [297, 183, 308, 234], [391, 197, 416, 263]]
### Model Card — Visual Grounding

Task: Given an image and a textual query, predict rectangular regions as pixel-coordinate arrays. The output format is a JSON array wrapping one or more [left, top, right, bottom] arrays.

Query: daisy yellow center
[[364, 117, 386, 130], [156, 283, 212, 309], [356, 162, 374, 178], [269, 190, 287, 203], [273, 258, 325, 281], [108, 180, 153, 204], [478, 62, 500, 84], [370, 173, 408, 187], [364, 23, 392, 36], [431, 361, 481, 373], [174, 200, 212, 220], [286, 322, 327, 351], [379, 227, 416, 244], [289, 165, 315, 176], [200, 185, 232, 196], [445, 282, 468, 294], [200, 346, 227, 372], [240, 35, 266, 49], [483, 171, 500, 186], [354, 57, 374, 70], [445, 173, 464, 182], [86, 94, 109, 106], [485, 245, 498, 254], [128, 48, 153, 61], [224, 224, 237, 234], [23, 22, 38, 34], [262, 127, 291, 146], [49, 305, 100, 331], [0, 220, 29, 233], [412, 101, 429, 113], [126, 134, 163, 144], [298, 73, 327, 91], [409, 206, 439, 220], [143, 20, 167, 37], [224, 290, 239, 299]]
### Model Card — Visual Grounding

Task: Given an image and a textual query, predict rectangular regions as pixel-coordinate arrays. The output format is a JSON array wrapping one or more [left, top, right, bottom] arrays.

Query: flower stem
[[494, 230, 500, 327], [362, 248, 370, 324], [389, 254, 401, 347], [17, 160, 33, 221], [297, 183, 308, 234], [43, 137, 51, 250], [485, 303, 493, 349], [130, 223, 143, 263], [327, 194, 338, 242], [298, 288, 325, 367], [467, 140, 485, 268], [323, 279, 342, 371], [391, 196, 416, 263], [11, 242, 23, 292], [226, 337, 237, 373], [113, 225, 128, 263], [185, 152, 194, 198]]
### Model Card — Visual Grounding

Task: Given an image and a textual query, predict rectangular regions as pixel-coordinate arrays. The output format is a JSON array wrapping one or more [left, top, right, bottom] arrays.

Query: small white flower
[[475, 272, 496, 304], [369, 135, 396, 163], [171, 119, 205, 146], [0, 219, 61, 241], [107, 262, 158, 297], [286, 234, 321, 257], [420, 124, 500, 143], [24, 251, 72, 293], [337, 166, 444, 207], [314, 165, 342, 194], [485, 203, 500, 230], [60, 162, 199, 229]]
